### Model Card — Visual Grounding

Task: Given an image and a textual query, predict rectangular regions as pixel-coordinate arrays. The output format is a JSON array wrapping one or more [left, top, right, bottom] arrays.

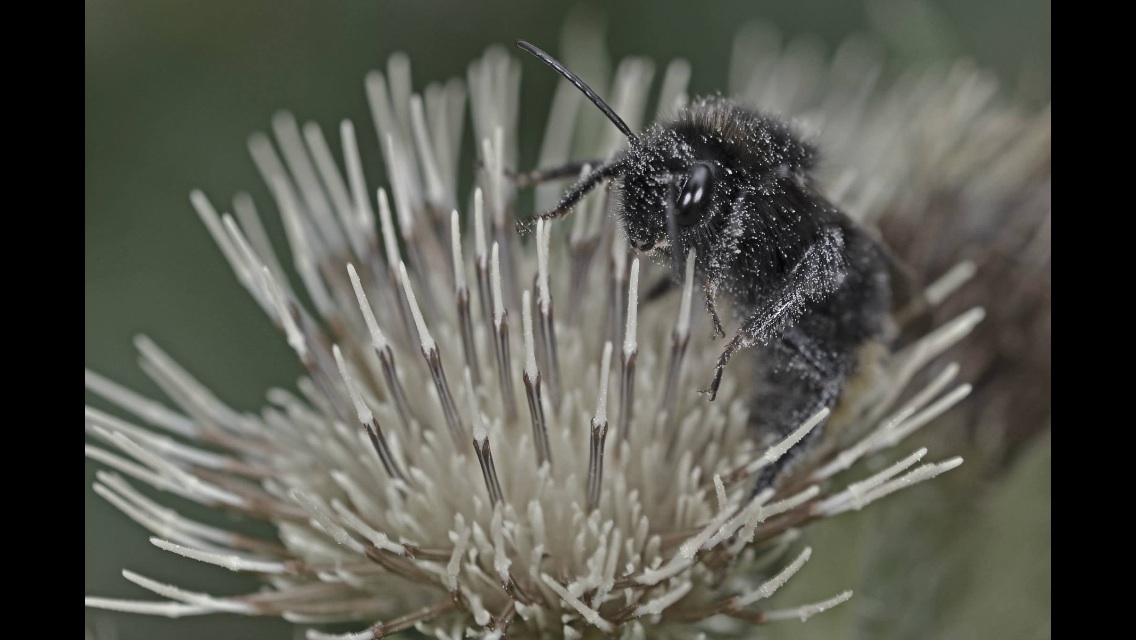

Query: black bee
[[515, 41, 908, 491]]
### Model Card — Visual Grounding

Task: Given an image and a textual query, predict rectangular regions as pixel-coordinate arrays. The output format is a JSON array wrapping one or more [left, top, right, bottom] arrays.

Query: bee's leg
[[703, 280, 726, 339], [701, 331, 750, 401], [643, 278, 676, 303], [516, 161, 627, 232], [506, 159, 605, 187]]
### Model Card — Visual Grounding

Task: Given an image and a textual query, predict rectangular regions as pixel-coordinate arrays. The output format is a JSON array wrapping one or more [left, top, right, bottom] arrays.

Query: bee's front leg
[[505, 159, 605, 187]]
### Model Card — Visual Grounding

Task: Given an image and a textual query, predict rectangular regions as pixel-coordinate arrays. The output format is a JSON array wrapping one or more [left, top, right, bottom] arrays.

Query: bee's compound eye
[[675, 163, 714, 227]]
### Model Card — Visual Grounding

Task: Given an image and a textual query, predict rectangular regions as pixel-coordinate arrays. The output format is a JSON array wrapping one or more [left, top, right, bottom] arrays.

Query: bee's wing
[[877, 240, 933, 346]]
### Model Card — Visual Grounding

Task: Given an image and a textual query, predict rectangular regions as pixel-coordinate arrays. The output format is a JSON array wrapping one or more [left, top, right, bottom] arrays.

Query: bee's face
[[617, 130, 730, 259]]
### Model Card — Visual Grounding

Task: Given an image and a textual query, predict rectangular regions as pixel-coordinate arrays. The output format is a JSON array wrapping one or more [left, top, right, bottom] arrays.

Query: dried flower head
[[85, 22, 1046, 640]]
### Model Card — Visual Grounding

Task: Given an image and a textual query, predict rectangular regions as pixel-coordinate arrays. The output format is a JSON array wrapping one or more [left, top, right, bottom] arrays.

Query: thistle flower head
[[85, 24, 1047, 640]]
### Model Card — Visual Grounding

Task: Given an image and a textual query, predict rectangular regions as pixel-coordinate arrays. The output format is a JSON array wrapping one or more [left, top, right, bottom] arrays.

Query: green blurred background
[[86, 1, 1050, 638]]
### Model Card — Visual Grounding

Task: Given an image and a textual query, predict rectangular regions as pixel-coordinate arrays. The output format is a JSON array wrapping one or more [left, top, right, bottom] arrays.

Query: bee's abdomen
[[745, 224, 893, 492]]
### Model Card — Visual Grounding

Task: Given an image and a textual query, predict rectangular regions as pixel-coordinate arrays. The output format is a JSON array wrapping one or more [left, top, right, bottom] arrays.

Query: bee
[[515, 41, 914, 491]]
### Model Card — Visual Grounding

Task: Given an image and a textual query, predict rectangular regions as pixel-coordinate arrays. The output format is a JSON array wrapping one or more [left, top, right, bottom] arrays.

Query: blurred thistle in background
[[86, 1, 1050, 639]]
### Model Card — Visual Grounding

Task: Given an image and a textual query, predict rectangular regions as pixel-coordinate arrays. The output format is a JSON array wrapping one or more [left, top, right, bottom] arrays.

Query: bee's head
[[617, 129, 730, 265], [513, 42, 745, 270], [618, 98, 818, 272]]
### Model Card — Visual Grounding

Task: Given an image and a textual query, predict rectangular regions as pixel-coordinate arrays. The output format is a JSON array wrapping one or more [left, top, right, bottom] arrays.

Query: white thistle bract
[[84, 26, 1046, 639]]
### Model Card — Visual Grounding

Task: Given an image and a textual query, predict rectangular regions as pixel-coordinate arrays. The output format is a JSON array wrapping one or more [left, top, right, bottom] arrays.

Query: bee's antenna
[[516, 40, 634, 139]]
